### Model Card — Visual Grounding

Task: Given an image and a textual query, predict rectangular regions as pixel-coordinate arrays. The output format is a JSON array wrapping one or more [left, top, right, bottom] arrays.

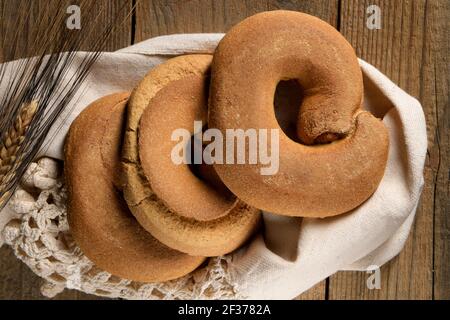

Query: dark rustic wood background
[[0, 0, 448, 300]]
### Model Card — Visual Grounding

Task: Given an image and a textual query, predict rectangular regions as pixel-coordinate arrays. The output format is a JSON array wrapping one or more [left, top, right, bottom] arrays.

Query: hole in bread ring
[[208, 11, 389, 217], [274, 80, 304, 143], [188, 131, 235, 197]]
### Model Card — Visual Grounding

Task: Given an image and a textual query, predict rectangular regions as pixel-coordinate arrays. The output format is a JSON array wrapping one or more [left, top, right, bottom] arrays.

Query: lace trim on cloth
[[2, 157, 244, 299]]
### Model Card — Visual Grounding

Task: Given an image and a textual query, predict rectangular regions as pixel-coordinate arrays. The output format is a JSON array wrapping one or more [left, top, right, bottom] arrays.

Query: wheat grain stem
[[0, 100, 37, 194]]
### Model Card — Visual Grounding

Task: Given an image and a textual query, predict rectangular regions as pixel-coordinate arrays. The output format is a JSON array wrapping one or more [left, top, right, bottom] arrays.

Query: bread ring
[[139, 75, 237, 221], [122, 55, 260, 256], [65, 92, 205, 282], [209, 10, 389, 217]]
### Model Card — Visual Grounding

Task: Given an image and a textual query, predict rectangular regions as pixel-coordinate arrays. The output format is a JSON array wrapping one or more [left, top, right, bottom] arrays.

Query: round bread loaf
[[64, 92, 205, 282], [122, 55, 260, 257], [208, 10, 389, 217]]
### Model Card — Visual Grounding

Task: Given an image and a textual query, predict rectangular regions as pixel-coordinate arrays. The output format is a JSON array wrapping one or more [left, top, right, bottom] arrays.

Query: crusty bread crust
[[209, 10, 389, 217], [64, 92, 205, 282]]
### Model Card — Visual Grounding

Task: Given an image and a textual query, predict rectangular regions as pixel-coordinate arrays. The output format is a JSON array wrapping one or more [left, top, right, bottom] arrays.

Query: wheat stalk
[[0, 101, 37, 206]]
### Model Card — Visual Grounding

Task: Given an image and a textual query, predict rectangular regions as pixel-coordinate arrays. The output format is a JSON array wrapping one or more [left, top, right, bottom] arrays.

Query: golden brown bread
[[64, 92, 205, 282], [208, 10, 389, 217], [139, 75, 237, 221], [122, 55, 261, 256]]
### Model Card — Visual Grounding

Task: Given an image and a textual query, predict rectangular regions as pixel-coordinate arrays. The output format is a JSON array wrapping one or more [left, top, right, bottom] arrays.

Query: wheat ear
[[0, 101, 37, 204]]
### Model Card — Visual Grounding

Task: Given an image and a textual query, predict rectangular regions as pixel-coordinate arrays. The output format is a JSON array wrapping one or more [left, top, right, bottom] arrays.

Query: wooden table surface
[[0, 0, 448, 300]]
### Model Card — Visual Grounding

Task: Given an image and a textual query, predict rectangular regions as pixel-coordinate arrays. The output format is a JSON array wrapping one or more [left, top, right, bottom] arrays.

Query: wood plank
[[329, 0, 444, 299], [81, 0, 133, 52], [427, 0, 449, 300], [0, 0, 132, 299], [296, 281, 327, 300], [267, 0, 338, 26], [0, 0, 132, 62], [134, 0, 338, 41]]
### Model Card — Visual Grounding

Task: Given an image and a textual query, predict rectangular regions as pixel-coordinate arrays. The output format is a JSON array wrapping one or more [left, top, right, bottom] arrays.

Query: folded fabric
[[0, 34, 427, 299]]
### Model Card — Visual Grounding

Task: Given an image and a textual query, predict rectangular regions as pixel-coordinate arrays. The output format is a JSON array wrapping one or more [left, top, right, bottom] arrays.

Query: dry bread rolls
[[209, 10, 389, 217], [139, 76, 237, 221], [122, 55, 260, 257], [64, 92, 205, 282]]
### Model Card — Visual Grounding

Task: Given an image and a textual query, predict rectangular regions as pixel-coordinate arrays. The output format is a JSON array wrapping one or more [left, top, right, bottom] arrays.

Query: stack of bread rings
[[64, 11, 389, 282]]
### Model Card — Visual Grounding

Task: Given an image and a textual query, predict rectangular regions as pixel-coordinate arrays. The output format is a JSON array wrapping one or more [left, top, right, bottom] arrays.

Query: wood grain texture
[[329, 0, 448, 299], [0, 0, 132, 62], [134, 0, 338, 42], [82, 0, 133, 51], [426, 0, 449, 301], [296, 282, 327, 300]]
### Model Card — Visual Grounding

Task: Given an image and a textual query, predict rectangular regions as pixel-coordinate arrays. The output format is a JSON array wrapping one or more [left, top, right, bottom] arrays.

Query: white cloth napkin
[[0, 34, 427, 299]]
